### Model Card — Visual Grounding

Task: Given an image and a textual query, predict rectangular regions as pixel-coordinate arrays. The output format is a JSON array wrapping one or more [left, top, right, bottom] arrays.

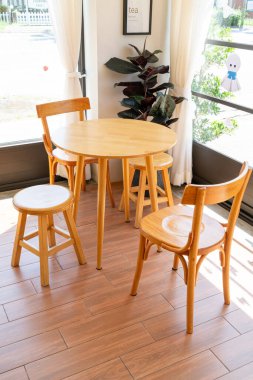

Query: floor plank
[[140, 350, 228, 380], [4, 275, 112, 321], [211, 329, 253, 371], [218, 361, 253, 380], [143, 293, 238, 340], [64, 358, 132, 380], [0, 330, 66, 374], [25, 324, 153, 380], [121, 318, 238, 379], [0, 300, 91, 348], [0, 280, 36, 304], [60, 294, 172, 347], [0, 367, 28, 380]]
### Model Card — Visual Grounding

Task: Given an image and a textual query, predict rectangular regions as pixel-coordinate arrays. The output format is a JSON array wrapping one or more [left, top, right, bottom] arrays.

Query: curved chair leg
[[63, 208, 86, 265], [161, 167, 174, 206], [131, 234, 146, 295], [81, 164, 86, 192], [172, 254, 180, 270], [11, 212, 27, 267], [106, 161, 115, 208], [186, 254, 197, 334], [134, 170, 146, 228], [222, 241, 232, 305]]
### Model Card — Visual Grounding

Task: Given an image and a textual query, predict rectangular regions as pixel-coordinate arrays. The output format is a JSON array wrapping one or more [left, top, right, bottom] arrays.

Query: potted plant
[[105, 39, 184, 126], [105, 40, 184, 191]]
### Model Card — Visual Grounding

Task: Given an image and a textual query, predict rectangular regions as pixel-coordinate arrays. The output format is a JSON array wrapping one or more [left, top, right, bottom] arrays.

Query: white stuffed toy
[[221, 53, 241, 92]]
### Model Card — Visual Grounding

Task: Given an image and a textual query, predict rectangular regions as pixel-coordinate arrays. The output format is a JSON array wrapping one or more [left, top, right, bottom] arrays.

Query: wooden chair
[[130, 162, 252, 333], [36, 98, 115, 207], [119, 152, 174, 227], [11, 184, 86, 286]]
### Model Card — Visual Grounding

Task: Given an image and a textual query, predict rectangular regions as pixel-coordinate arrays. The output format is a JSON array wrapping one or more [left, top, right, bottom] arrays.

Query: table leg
[[145, 155, 158, 212], [73, 155, 85, 222], [122, 158, 130, 222], [97, 157, 108, 270]]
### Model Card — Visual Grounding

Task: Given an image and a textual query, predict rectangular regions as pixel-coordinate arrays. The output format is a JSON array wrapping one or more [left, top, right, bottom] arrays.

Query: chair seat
[[13, 185, 73, 214], [129, 152, 173, 170], [140, 204, 225, 254], [53, 148, 97, 165]]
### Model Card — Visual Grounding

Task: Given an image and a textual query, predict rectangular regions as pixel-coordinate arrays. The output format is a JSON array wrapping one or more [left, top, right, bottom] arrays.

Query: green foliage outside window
[[192, 16, 239, 143]]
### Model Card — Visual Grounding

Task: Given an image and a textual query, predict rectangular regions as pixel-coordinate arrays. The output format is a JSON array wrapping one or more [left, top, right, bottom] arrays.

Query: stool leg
[[106, 161, 115, 208], [47, 214, 56, 247], [81, 164, 86, 192], [68, 166, 75, 192], [134, 170, 146, 228], [119, 166, 135, 211], [11, 212, 27, 267], [63, 208, 86, 265], [49, 158, 55, 185], [38, 215, 49, 287], [161, 167, 174, 206]]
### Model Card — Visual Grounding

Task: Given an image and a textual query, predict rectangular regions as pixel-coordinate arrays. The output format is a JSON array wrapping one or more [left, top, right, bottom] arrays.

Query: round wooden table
[[51, 118, 177, 269]]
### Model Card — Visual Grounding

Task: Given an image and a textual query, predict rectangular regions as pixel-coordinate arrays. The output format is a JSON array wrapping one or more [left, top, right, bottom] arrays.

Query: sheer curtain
[[48, 0, 91, 179], [169, 0, 214, 186], [49, 0, 83, 98]]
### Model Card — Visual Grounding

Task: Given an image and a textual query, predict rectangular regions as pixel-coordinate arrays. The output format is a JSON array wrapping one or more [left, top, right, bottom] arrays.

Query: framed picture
[[123, 0, 153, 35]]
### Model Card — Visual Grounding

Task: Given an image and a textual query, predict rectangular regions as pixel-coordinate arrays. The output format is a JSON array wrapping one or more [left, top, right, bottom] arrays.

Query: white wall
[[85, 0, 169, 182]]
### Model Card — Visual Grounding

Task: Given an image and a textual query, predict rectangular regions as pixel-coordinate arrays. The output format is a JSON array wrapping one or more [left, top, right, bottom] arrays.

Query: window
[[192, 0, 253, 164], [0, 0, 63, 146]]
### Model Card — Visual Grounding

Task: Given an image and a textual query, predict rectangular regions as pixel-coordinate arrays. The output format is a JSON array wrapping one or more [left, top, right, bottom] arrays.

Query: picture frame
[[123, 0, 153, 35]]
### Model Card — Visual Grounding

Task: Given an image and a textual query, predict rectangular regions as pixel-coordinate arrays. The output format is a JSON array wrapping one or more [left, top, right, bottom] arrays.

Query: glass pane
[[0, 1, 64, 146], [192, 97, 253, 165], [209, 0, 253, 44], [193, 45, 253, 109]]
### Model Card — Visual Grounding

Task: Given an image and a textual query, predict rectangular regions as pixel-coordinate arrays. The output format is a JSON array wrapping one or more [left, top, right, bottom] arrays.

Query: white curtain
[[48, 0, 91, 179], [49, 0, 83, 99], [169, 0, 214, 186]]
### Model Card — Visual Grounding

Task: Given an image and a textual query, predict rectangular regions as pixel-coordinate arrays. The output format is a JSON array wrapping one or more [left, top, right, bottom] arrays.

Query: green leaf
[[129, 43, 142, 55], [114, 81, 142, 87], [150, 94, 176, 119], [150, 83, 174, 93], [105, 58, 140, 74], [123, 85, 145, 97], [146, 76, 158, 89], [118, 108, 141, 119], [120, 98, 140, 110], [166, 118, 178, 126]]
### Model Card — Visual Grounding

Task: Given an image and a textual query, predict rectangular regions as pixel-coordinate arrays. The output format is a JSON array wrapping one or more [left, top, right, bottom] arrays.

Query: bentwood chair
[[119, 152, 174, 228], [36, 98, 115, 207], [131, 162, 252, 333]]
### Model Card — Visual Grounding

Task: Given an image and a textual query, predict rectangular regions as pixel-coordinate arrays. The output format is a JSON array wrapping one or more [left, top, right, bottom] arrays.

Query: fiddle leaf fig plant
[[105, 40, 184, 127]]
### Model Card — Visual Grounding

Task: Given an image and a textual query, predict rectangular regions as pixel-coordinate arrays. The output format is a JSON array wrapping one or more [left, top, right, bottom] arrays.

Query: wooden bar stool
[[119, 152, 174, 228], [11, 184, 86, 286]]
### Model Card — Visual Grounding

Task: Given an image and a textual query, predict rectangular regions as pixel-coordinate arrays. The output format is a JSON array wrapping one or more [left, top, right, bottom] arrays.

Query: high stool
[[11, 184, 86, 286], [119, 152, 174, 228]]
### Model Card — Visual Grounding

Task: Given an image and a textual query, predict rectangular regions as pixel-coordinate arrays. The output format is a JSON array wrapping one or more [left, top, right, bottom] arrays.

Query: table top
[[51, 118, 177, 159]]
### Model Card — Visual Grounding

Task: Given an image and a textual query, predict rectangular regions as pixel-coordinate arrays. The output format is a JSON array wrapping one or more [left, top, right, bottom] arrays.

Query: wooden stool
[[119, 152, 174, 228], [11, 184, 86, 286]]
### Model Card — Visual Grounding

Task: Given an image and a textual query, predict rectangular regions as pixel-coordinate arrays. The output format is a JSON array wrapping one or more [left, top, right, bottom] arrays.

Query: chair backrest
[[181, 162, 252, 251], [36, 97, 90, 155]]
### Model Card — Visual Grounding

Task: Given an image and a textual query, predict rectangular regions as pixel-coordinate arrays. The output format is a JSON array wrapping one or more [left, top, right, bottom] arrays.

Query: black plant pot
[[132, 169, 165, 197]]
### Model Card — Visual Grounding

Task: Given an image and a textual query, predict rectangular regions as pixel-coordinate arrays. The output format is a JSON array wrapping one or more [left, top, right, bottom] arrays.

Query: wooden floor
[[0, 182, 252, 380]]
